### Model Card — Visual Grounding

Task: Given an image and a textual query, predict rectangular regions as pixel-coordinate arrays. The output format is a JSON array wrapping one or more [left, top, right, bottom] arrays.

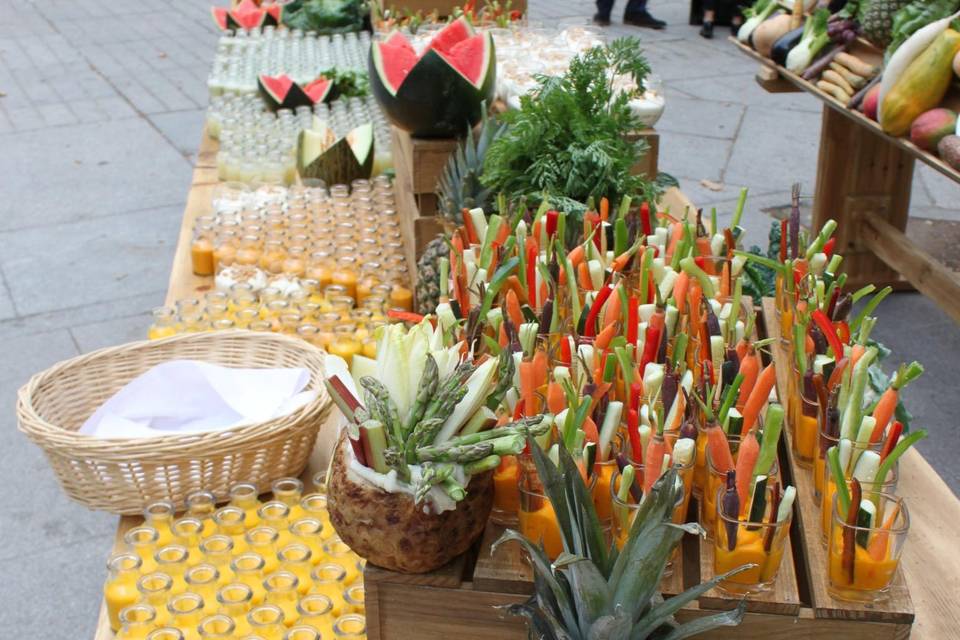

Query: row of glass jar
[[210, 177, 395, 215], [209, 29, 370, 96]]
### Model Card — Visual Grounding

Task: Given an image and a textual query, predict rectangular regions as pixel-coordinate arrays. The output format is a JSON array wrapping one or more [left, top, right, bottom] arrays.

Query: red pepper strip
[[627, 408, 642, 461], [627, 295, 639, 347], [702, 359, 714, 387], [823, 237, 836, 257], [834, 320, 850, 345], [812, 309, 844, 359], [843, 479, 862, 584], [880, 421, 903, 463], [639, 325, 661, 377], [630, 382, 642, 411], [513, 398, 524, 420], [546, 210, 559, 237], [560, 335, 572, 366], [387, 309, 426, 324], [461, 208, 478, 245], [827, 286, 841, 319], [583, 284, 614, 338], [640, 202, 652, 236], [694, 255, 707, 271], [779, 219, 788, 262], [526, 241, 538, 310]]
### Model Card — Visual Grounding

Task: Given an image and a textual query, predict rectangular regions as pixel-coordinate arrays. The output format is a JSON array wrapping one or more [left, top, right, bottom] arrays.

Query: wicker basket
[[17, 330, 332, 515]]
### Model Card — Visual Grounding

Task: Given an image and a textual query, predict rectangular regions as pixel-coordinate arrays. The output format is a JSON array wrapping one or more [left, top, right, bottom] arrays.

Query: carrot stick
[[600, 197, 609, 222], [547, 382, 565, 414], [666, 222, 684, 262], [673, 271, 689, 314], [594, 322, 618, 352], [604, 289, 622, 328], [505, 289, 523, 329], [495, 219, 510, 245], [696, 238, 714, 272], [643, 433, 666, 494], [867, 502, 902, 561], [498, 323, 508, 347], [519, 361, 536, 415], [582, 416, 599, 444], [850, 344, 866, 371], [568, 245, 585, 268], [741, 363, 777, 434], [577, 261, 593, 289], [826, 357, 848, 391], [735, 429, 760, 506], [719, 261, 731, 299], [737, 348, 760, 412], [871, 363, 923, 442], [735, 337, 748, 363], [532, 349, 548, 391], [707, 424, 735, 473], [627, 409, 642, 460]]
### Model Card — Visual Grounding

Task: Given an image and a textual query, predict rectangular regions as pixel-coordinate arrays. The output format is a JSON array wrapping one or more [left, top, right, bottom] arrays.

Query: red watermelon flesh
[[385, 31, 415, 53], [376, 42, 420, 94], [230, 0, 265, 29], [260, 74, 294, 100], [425, 17, 474, 54], [304, 77, 332, 103], [265, 3, 282, 22], [211, 6, 230, 29], [435, 34, 490, 88]]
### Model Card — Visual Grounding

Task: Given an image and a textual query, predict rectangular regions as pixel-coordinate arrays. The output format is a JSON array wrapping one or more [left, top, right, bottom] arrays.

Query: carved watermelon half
[[370, 17, 496, 138], [258, 74, 334, 111], [298, 120, 375, 185], [211, 0, 269, 30]]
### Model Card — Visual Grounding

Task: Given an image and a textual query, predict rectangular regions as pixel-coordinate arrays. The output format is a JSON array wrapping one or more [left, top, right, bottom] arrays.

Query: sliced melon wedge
[[298, 122, 374, 185]]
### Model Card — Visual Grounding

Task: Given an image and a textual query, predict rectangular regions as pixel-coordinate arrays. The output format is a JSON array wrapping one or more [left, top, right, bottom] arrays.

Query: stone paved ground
[[0, 0, 957, 637]]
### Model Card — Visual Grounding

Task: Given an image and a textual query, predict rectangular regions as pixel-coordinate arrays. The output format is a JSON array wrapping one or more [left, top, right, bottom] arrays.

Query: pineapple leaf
[[610, 521, 685, 622], [648, 600, 747, 640], [586, 606, 632, 640], [630, 566, 754, 639], [493, 529, 579, 633], [555, 553, 614, 632], [501, 599, 574, 640]]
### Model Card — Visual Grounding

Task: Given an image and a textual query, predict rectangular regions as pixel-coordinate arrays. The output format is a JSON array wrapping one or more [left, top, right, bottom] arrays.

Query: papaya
[[881, 29, 960, 137]]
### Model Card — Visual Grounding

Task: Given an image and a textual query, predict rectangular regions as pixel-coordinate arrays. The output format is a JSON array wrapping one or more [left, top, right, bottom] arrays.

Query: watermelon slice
[[373, 42, 420, 97], [384, 31, 416, 53], [211, 0, 266, 30], [304, 76, 334, 104], [425, 16, 474, 54], [211, 6, 230, 30], [435, 34, 494, 90], [264, 3, 283, 25]]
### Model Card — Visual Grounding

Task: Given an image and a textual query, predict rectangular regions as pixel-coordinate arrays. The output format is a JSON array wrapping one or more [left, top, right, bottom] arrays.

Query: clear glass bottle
[[172, 517, 205, 554], [235, 307, 260, 329], [278, 543, 313, 594], [185, 564, 220, 616], [245, 527, 280, 575], [299, 495, 330, 533], [146, 628, 185, 640], [263, 570, 300, 625], [167, 592, 206, 640], [230, 552, 267, 605], [271, 478, 305, 521], [284, 626, 321, 640], [309, 564, 346, 617], [213, 506, 248, 550], [289, 518, 324, 565], [192, 227, 216, 276], [343, 585, 364, 615], [124, 526, 160, 574], [257, 502, 293, 548], [247, 604, 286, 639], [185, 490, 219, 537], [310, 472, 327, 496], [295, 593, 333, 638], [104, 553, 143, 632], [230, 483, 262, 528], [200, 535, 235, 581], [332, 614, 366, 639], [137, 572, 174, 626], [216, 583, 254, 636], [116, 603, 157, 640], [154, 544, 190, 594], [323, 538, 360, 586], [148, 307, 179, 340], [198, 614, 236, 639]]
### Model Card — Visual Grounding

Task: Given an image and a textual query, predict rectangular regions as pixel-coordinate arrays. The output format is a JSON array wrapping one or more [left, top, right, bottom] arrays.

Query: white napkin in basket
[[79, 359, 317, 438]]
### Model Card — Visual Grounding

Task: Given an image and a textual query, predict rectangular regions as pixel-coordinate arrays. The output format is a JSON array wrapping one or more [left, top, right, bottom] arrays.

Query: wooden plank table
[[731, 38, 960, 323], [762, 298, 960, 639]]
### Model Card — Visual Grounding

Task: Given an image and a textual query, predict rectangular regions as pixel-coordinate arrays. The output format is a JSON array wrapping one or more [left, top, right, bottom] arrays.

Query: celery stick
[[753, 403, 783, 484], [840, 347, 877, 440], [827, 446, 851, 518], [873, 430, 928, 501], [679, 257, 716, 299], [617, 464, 636, 502], [599, 401, 624, 461], [732, 187, 748, 229], [777, 486, 796, 523]]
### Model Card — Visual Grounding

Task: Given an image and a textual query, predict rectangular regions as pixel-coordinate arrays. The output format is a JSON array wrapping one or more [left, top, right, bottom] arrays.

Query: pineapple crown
[[494, 442, 750, 640], [436, 106, 507, 224]]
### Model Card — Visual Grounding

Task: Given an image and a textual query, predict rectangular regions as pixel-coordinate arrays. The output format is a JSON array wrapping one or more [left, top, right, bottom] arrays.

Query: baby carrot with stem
[[867, 501, 902, 561], [736, 345, 760, 412], [741, 363, 777, 435], [643, 419, 666, 494], [735, 428, 760, 506], [696, 392, 735, 473], [869, 362, 923, 443]]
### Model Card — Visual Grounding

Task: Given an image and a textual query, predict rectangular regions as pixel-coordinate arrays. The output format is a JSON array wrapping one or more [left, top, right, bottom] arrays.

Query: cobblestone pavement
[[1, 0, 956, 636]]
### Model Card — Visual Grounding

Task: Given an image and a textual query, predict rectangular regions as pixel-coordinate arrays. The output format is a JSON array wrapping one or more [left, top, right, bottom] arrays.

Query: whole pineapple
[[415, 110, 506, 316], [859, 0, 911, 48], [496, 443, 749, 640]]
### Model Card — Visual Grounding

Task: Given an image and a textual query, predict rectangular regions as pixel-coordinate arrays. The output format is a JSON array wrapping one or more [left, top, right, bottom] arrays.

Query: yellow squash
[[881, 29, 960, 136]]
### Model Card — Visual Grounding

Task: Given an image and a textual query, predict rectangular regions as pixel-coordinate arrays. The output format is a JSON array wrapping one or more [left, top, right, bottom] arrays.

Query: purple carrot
[[722, 470, 740, 551]]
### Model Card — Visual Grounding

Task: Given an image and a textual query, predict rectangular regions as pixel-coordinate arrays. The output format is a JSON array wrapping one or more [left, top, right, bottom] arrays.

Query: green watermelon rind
[[297, 123, 375, 185], [425, 16, 475, 54], [369, 32, 496, 138], [257, 74, 313, 112], [433, 32, 494, 91]]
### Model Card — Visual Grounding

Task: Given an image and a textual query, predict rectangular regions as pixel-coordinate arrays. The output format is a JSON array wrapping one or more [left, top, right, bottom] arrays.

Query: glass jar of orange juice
[[356, 262, 382, 302], [282, 246, 308, 277], [235, 235, 262, 266], [116, 603, 157, 640], [328, 324, 362, 365], [331, 256, 358, 299], [260, 240, 287, 274], [104, 553, 143, 631], [214, 232, 238, 270], [307, 251, 334, 288], [148, 307, 179, 340], [192, 227, 216, 276]]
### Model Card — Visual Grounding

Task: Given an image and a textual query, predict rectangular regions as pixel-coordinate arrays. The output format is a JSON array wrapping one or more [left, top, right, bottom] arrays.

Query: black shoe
[[700, 21, 714, 39], [592, 13, 611, 26], [623, 10, 666, 29]]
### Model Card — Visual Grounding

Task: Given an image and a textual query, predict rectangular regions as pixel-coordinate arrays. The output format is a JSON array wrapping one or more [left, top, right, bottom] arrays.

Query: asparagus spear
[[403, 354, 439, 436]]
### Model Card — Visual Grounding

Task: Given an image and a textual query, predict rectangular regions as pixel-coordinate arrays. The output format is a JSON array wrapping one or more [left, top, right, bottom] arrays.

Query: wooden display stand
[[376, 0, 526, 17], [732, 38, 960, 324]]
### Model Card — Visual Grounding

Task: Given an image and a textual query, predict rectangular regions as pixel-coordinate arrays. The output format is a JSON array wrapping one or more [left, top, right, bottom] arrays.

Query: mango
[[910, 108, 957, 151], [881, 29, 960, 137], [862, 84, 880, 121]]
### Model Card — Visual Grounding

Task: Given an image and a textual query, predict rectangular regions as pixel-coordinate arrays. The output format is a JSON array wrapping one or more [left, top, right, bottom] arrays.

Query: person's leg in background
[[731, 0, 747, 34], [594, 0, 614, 25], [700, 0, 716, 38], [622, 0, 666, 29]]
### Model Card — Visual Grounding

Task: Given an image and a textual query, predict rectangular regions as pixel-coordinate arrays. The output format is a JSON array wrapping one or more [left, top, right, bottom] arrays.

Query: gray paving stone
[[655, 94, 744, 140], [37, 102, 78, 127], [658, 129, 732, 183], [0, 290, 165, 340], [0, 117, 190, 230], [916, 164, 960, 215], [70, 310, 152, 352], [148, 108, 205, 159], [0, 204, 180, 315]]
